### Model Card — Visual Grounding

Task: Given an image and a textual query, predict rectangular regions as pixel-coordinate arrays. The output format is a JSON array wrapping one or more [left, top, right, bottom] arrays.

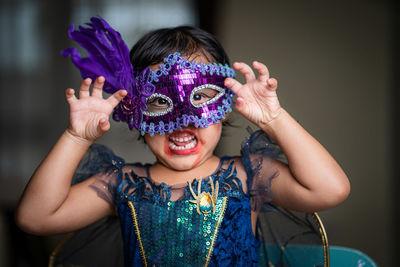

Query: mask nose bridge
[[171, 83, 196, 117]]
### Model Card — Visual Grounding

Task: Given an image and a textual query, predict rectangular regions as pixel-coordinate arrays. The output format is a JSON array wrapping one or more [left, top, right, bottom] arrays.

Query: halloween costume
[[58, 18, 327, 267], [53, 130, 327, 267]]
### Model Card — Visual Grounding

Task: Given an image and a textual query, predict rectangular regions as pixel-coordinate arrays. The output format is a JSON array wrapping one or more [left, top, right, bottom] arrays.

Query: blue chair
[[257, 205, 378, 267], [330, 246, 378, 267], [261, 245, 378, 267]]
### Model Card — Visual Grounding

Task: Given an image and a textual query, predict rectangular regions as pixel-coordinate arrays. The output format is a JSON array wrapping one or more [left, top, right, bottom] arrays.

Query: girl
[[16, 17, 350, 266]]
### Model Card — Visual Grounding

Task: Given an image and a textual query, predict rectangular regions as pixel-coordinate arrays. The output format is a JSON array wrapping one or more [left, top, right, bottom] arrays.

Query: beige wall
[[0, 0, 393, 265], [216, 0, 393, 265]]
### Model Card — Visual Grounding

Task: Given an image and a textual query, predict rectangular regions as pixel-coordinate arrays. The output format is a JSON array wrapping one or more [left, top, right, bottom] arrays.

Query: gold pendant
[[188, 177, 219, 215]]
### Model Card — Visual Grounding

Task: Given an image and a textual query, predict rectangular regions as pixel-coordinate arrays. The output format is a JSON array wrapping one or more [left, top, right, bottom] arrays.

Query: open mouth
[[168, 130, 198, 154]]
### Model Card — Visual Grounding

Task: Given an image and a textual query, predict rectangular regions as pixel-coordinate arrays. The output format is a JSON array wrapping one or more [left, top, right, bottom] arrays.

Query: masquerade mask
[[62, 17, 235, 136]]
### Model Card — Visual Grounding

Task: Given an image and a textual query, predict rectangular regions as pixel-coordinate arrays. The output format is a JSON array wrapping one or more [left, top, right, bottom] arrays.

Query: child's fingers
[[253, 61, 270, 83], [98, 118, 110, 133], [92, 76, 105, 98], [107, 89, 128, 108], [224, 78, 243, 95], [79, 78, 92, 99], [267, 78, 278, 91], [236, 97, 245, 109], [233, 62, 256, 82], [235, 97, 249, 116], [65, 88, 77, 104]]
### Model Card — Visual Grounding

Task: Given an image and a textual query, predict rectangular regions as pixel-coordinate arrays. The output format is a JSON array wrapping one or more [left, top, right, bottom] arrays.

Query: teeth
[[169, 138, 197, 150], [170, 136, 194, 142]]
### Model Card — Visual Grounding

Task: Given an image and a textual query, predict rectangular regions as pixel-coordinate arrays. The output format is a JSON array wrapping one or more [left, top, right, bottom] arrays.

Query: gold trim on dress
[[128, 201, 148, 267], [204, 196, 228, 267]]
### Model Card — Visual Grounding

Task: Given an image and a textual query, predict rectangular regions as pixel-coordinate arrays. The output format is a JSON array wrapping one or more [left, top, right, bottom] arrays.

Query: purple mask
[[115, 53, 235, 136], [62, 17, 235, 136]]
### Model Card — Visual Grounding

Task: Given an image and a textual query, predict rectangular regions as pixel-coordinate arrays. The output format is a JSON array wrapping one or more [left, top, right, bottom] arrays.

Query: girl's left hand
[[225, 61, 282, 128]]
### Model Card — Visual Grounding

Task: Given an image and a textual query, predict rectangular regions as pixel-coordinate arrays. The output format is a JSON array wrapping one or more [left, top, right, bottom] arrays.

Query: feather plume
[[62, 17, 155, 129], [62, 17, 135, 96]]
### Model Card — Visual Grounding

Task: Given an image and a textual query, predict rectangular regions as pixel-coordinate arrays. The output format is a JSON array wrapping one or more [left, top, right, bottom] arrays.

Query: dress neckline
[[144, 156, 226, 189], [118, 156, 245, 203]]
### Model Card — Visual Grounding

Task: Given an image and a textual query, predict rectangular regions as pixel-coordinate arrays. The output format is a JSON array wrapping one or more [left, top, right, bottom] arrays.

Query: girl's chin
[[164, 159, 199, 171], [160, 151, 204, 170]]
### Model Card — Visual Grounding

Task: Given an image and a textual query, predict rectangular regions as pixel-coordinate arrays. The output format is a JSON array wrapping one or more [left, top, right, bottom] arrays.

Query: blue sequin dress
[[116, 158, 262, 267], [72, 130, 280, 267], [62, 130, 326, 267]]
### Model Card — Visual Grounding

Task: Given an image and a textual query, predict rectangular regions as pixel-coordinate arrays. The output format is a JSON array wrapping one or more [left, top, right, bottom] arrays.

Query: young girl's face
[[143, 52, 224, 171], [144, 123, 222, 171]]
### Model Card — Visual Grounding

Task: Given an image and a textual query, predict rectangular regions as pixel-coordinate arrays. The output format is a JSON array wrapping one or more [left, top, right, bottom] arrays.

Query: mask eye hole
[[190, 84, 225, 108], [143, 93, 173, 116]]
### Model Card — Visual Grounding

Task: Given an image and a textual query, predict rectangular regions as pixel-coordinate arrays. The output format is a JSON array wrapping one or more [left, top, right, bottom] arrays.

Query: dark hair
[[129, 26, 230, 73], [130, 26, 236, 141]]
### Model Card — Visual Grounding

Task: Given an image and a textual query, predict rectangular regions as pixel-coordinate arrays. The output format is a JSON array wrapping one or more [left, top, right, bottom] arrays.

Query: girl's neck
[[149, 155, 221, 186]]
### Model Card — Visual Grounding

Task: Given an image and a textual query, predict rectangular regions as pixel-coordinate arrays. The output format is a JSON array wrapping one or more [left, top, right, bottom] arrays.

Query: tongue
[[172, 138, 192, 146]]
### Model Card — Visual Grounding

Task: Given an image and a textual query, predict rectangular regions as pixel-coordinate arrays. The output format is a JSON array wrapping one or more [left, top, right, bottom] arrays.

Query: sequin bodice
[[71, 132, 326, 267], [116, 158, 260, 267]]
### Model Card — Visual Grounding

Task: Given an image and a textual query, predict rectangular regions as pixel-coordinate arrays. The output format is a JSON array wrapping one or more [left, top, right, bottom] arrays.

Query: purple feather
[[62, 17, 135, 96], [62, 17, 156, 130]]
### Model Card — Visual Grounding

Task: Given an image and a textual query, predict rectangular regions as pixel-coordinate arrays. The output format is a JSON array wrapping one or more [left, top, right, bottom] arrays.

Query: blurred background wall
[[0, 0, 397, 266]]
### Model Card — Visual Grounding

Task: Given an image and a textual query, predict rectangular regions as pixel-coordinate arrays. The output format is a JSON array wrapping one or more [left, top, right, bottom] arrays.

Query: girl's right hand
[[65, 76, 127, 142]]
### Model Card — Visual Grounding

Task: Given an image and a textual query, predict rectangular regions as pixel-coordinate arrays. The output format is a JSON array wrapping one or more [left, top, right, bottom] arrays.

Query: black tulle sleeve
[[240, 128, 281, 211], [241, 129, 328, 266], [72, 144, 125, 206]]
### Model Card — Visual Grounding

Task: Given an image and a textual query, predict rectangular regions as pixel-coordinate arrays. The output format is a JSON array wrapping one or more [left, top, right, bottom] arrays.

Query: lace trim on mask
[[148, 52, 235, 83], [139, 96, 232, 136]]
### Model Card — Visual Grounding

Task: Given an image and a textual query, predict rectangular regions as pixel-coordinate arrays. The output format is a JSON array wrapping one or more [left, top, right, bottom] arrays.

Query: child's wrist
[[258, 108, 284, 128], [258, 108, 288, 139], [63, 129, 94, 147]]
